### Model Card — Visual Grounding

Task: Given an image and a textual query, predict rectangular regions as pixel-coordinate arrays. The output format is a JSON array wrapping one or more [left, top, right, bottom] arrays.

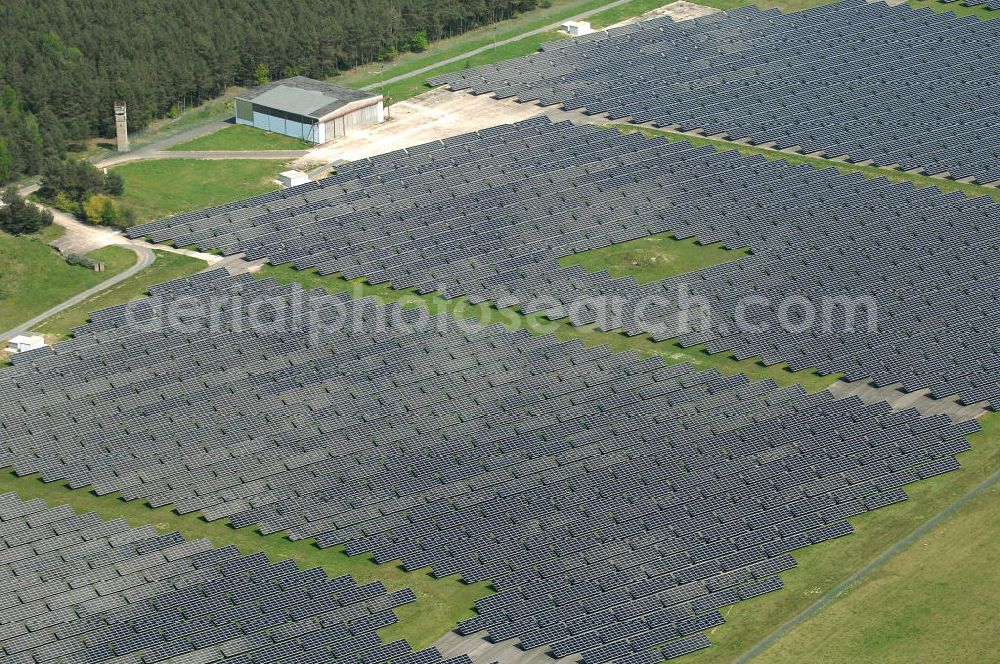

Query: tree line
[[0, 0, 542, 184]]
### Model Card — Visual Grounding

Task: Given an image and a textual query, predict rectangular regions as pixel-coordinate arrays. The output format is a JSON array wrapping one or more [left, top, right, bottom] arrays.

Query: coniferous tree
[[0, 187, 53, 235]]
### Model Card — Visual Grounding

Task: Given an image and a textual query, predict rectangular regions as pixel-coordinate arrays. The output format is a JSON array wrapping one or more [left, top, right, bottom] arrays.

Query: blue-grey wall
[[234, 99, 318, 142]]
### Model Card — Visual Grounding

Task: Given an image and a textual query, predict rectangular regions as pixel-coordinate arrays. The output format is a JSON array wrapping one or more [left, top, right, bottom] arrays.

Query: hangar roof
[[236, 76, 380, 120]]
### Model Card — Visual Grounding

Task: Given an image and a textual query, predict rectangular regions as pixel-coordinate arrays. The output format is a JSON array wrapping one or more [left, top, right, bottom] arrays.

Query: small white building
[[560, 20, 594, 36], [6, 335, 47, 354], [277, 170, 310, 188]]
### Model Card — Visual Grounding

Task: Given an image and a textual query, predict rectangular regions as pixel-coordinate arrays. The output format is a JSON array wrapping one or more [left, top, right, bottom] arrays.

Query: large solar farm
[[3, 0, 999, 663]]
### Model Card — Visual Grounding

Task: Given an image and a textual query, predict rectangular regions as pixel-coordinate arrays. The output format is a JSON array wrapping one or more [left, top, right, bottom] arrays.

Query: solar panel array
[[430, 0, 1000, 185], [0, 492, 468, 664], [0, 271, 980, 663], [127, 116, 1000, 409]]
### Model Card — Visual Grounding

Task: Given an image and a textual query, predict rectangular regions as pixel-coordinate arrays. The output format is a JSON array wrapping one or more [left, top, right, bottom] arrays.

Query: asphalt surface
[[93, 121, 308, 168], [93, 121, 230, 167]]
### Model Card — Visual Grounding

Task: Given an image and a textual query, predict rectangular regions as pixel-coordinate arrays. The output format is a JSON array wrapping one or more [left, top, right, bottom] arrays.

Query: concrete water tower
[[114, 101, 129, 152]]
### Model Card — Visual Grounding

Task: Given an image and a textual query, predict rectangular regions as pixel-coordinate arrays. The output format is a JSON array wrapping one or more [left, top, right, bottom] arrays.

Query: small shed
[[277, 170, 310, 188], [6, 335, 47, 354], [235, 76, 384, 144], [560, 20, 594, 36]]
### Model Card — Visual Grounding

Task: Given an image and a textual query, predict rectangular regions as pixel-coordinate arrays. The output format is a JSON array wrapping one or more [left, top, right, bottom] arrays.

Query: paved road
[[92, 121, 229, 167], [86, 120, 307, 168], [362, 0, 637, 91], [0, 243, 155, 343], [735, 456, 1000, 663]]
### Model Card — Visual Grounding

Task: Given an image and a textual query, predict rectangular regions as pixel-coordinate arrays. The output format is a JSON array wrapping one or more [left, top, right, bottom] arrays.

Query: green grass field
[[113, 159, 282, 223], [559, 233, 748, 283], [0, 229, 136, 332], [125, 95, 237, 151], [587, 0, 690, 27], [80, 94, 239, 160], [168, 124, 311, 151], [31, 250, 208, 342], [754, 435, 1000, 664]]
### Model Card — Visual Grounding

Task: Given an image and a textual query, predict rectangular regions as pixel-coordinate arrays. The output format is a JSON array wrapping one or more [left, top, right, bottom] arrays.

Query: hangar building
[[234, 76, 383, 144]]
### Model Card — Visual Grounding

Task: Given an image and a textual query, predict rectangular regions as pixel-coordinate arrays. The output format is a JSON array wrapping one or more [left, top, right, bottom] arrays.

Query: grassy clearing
[[0, 229, 136, 331], [559, 233, 748, 283], [113, 159, 282, 223], [167, 124, 311, 151], [258, 263, 838, 394], [135, 95, 237, 146], [31, 250, 207, 342], [608, 125, 1000, 204], [680, 412, 1000, 664], [0, 470, 488, 651], [124, 95, 237, 151]]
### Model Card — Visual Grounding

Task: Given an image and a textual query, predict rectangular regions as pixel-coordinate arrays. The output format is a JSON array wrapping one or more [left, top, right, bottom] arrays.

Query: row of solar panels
[[0, 272, 980, 663], [430, 0, 1000, 184]]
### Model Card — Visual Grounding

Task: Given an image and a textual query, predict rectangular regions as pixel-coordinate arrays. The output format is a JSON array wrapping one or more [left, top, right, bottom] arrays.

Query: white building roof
[[9, 335, 44, 346]]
